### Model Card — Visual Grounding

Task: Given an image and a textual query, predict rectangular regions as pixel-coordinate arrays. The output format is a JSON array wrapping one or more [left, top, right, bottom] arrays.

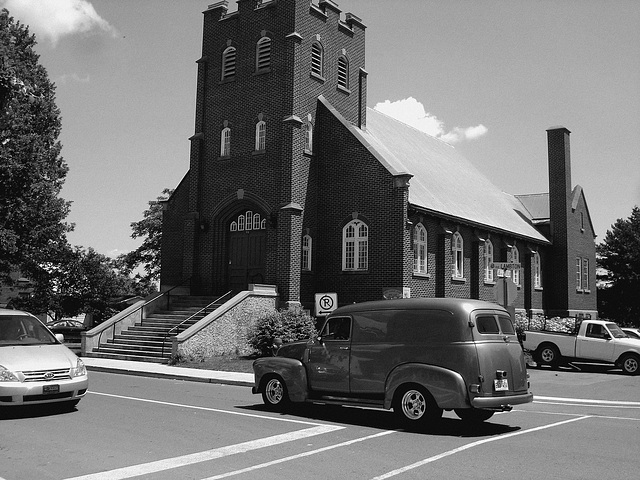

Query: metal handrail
[[160, 290, 233, 358], [97, 277, 192, 348]]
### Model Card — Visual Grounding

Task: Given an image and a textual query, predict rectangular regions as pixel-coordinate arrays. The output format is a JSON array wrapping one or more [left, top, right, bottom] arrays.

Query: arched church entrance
[[227, 210, 267, 291]]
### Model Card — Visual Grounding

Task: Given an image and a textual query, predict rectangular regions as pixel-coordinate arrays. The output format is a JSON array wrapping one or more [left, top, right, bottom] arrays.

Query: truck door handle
[[339, 346, 350, 350]]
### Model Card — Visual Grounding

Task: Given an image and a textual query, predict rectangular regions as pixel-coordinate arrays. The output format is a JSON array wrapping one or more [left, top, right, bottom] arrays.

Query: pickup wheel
[[620, 354, 640, 375], [261, 375, 290, 410], [454, 408, 494, 423], [536, 344, 561, 368], [393, 384, 442, 429]]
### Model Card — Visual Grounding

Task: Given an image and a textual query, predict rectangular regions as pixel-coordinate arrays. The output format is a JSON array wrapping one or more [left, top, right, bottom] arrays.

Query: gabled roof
[[331, 101, 549, 244]]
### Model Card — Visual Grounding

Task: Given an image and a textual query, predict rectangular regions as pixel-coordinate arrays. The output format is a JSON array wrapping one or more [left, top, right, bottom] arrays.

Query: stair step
[[92, 294, 228, 364]]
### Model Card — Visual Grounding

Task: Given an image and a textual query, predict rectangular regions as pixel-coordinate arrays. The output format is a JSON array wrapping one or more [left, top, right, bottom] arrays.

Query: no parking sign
[[315, 292, 337, 317]]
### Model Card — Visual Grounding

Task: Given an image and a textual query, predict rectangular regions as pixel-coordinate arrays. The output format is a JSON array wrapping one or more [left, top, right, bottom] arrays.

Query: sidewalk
[[83, 357, 254, 387]]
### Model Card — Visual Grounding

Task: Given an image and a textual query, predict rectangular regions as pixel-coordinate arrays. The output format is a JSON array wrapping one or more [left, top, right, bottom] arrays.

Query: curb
[[86, 366, 254, 388]]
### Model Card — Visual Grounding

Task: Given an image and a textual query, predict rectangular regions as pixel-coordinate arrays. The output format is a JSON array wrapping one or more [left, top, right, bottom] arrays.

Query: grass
[[175, 354, 257, 373]]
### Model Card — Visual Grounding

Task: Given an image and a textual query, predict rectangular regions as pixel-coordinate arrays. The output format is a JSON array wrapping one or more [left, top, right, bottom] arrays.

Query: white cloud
[[2, 0, 117, 45], [374, 97, 487, 144]]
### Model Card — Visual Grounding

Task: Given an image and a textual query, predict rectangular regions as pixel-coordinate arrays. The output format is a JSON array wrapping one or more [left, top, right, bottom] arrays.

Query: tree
[[116, 188, 173, 286], [596, 206, 640, 326], [1, 10, 72, 282], [14, 246, 152, 323]]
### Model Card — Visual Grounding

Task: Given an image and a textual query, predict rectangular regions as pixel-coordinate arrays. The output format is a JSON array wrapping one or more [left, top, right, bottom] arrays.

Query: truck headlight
[[70, 359, 86, 378], [0, 365, 19, 382]]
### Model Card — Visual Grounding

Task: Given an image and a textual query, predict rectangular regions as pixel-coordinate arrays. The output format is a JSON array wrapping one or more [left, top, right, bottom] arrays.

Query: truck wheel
[[261, 375, 289, 410], [393, 384, 442, 429], [537, 344, 560, 368], [454, 408, 494, 423], [620, 354, 640, 375]]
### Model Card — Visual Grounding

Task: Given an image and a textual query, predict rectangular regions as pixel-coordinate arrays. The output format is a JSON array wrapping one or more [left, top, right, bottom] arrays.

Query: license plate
[[494, 379, 509, 391], [43, 384, 59, 394]]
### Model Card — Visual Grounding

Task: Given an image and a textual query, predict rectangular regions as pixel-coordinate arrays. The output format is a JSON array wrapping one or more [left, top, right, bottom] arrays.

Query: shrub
[[248, 309, 317, 356]]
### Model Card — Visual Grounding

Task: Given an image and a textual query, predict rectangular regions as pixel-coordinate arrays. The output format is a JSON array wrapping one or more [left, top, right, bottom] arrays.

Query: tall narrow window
[[302, 235, 312, 271], [413, 223, 427, 274], [452, 232, 464, 279], [221, 46, 236, 80], [582, 258, 590, 291], [484, 240, 494, 282], [533, 252, 542, 288], [304, 121, 313, 152], [337, 55, 349, 90], [255, 121, 266, 151], [343, 220, 368, 271], [311, 42, 323, 78], [220, 127, 231, 157], [576, 257, 582, 290], [509, 246, 520, 286], [256, 37, 271, 71]]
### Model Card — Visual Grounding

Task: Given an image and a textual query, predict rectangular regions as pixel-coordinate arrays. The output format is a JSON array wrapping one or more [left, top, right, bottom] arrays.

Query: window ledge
[[253, 68, 271, 76], [534, 287, 544, 291], [218, 155, 231, 160], [484, 280, 496, 286], [252, 149, 266, 156], [310, 72, 325, 83], [219, 77, 235, 84], [337, 85, 351, 95], [342, 269, 369, 274], [412, 272, 430, 279], [303, 149, 314, 157], [451, 276, 466, 283]]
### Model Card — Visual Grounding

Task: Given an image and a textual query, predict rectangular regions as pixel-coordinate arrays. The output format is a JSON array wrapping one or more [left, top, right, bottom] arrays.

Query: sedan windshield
[[0, 315, 58, 346]]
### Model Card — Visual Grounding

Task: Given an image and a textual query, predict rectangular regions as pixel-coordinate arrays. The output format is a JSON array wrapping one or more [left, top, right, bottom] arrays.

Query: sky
[[3, 0, 639, 258]]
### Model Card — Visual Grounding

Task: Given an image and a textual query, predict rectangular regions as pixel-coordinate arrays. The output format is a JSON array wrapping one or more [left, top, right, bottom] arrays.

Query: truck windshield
[[606, 323, 627, 339]]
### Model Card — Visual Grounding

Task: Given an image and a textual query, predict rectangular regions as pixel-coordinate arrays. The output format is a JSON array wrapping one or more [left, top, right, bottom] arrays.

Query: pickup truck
[[523, 319, 640, 375]]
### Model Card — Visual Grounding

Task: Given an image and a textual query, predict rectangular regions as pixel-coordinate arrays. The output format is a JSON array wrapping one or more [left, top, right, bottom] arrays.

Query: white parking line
[[534, 395, 640, 407], [200, 430, 396, 480], [64, 424, 344, 480], [89, 391, 324, 425], [369, 416, 591, 480]]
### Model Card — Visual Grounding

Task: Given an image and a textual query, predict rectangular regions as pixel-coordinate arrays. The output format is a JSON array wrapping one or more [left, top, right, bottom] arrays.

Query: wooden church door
[[227, 211, 267, 291]]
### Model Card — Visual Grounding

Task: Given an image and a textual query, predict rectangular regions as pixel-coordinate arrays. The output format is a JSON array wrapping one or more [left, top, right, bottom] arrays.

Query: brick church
[[160, 0, 597, 319]]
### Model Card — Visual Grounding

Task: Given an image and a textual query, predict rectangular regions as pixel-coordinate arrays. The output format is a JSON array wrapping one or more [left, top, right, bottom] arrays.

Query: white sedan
[[0, 309, 88, 408], [621, 327, 640, 340]]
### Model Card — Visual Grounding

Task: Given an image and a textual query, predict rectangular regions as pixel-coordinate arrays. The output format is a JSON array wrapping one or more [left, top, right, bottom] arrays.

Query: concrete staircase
[[85, 296, 221, 364]]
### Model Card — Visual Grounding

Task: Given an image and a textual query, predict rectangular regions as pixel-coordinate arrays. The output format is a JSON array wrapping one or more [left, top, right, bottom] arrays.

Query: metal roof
[[341, 104, 550, 243]]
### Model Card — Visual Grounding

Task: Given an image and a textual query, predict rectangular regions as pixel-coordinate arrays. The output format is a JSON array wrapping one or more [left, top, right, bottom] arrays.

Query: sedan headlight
[[70, 359, 86, 378], [0, 365, 19, 382]]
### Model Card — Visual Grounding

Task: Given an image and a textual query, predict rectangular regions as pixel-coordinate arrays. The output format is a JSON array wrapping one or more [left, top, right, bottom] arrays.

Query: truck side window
[[476, 316, 500, 334], [497, 316, 516, 335], [323, 317, 351, 341], [586, 324, 605, 339]]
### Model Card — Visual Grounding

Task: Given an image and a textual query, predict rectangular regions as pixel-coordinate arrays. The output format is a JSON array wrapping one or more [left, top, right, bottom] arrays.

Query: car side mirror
[[603, 332, 611, 340], [271, 337, 283, 356]]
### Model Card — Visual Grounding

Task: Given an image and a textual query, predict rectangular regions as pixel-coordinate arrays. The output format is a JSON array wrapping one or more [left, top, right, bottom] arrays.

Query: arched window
[[255, 120, 266, 151], [533, 252, 542, 288], [413, 223, 427, 274], [304, 120, 313, 152], [343, 219, 368, 271], [337, 55, 349, 90], [311, 42, 323, 78], [229, 211, 267, 232], [509, 246, 520, 286], [221, 46, 236, 80], [302, 235, 312, 271], [220, 127, 231, 157], [256, 36, 271, 71], [452, 232, 464, 279], [484, 240, 494, 282]]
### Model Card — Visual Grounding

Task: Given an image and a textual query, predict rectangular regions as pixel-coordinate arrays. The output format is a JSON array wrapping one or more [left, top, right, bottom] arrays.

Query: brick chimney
[[547, 126, 572, 310]]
